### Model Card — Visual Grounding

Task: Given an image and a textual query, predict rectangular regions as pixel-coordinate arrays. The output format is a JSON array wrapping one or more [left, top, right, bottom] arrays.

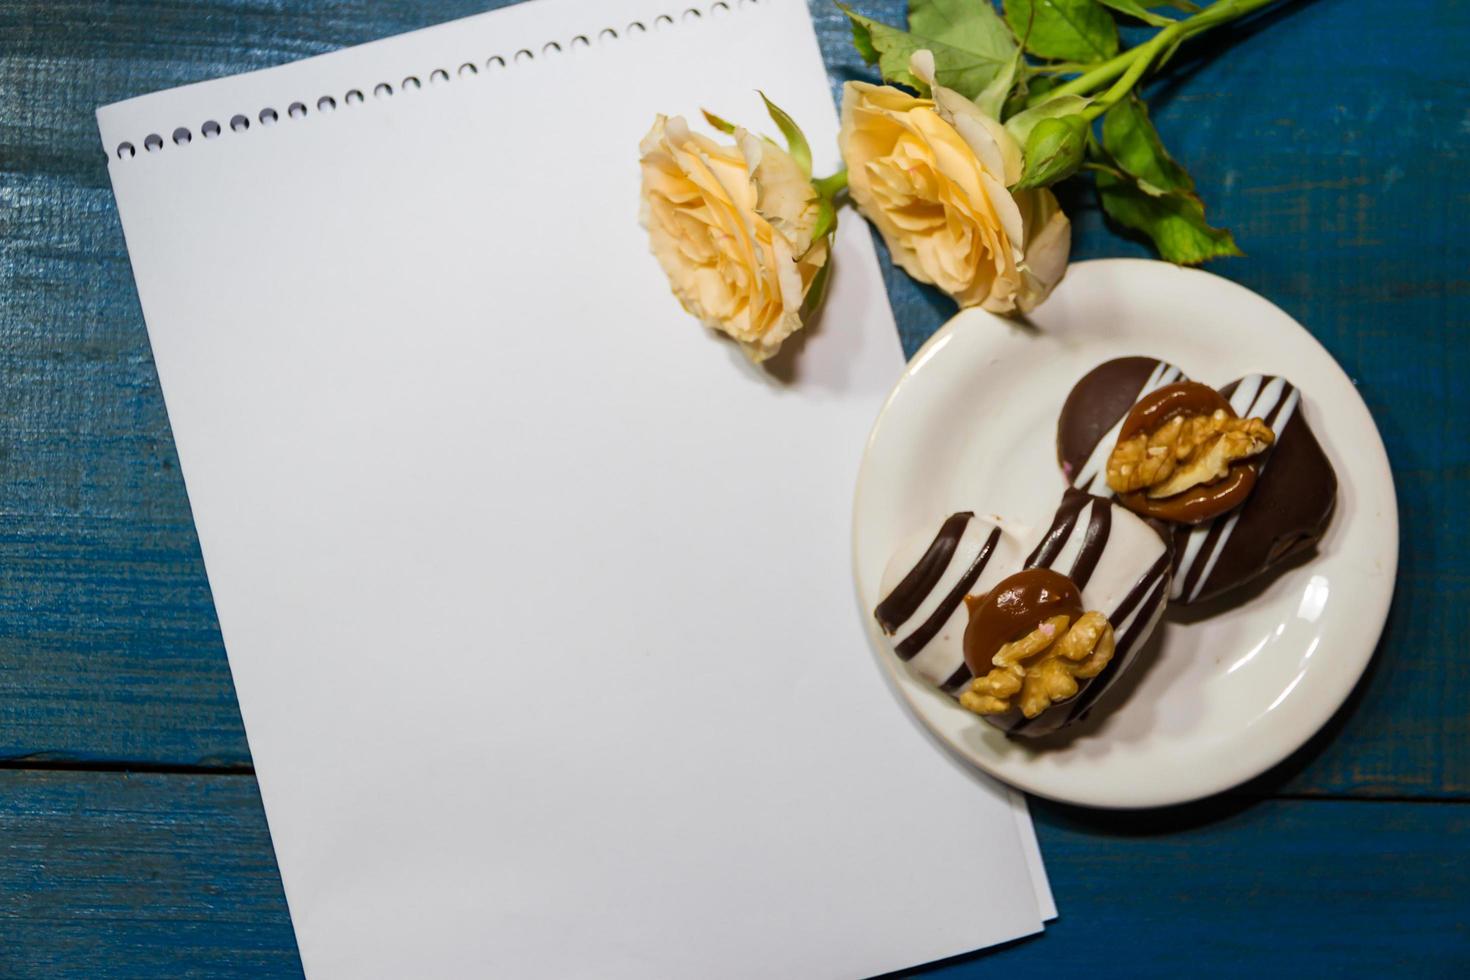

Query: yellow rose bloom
[[839, 59, 1069, 314], [639, 115, 828, 363]]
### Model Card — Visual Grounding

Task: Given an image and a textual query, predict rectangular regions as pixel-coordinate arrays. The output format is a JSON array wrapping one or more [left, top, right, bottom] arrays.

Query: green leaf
[[759, 92, 811, 178], [1017, 114, 1088, 188], [839, 2, 1018, 100], [1100, 95, 1191, 194], [1004, 93, 1091, 145], [909, 0, 1016, 57], [1004, 0, 1119, 62], [1093, 0, 1174, 26], [1096, 172, 1242, 263], [1097, 96, 1240, 263], [701, 109, 737, 135], [846, 8, 880, 63]]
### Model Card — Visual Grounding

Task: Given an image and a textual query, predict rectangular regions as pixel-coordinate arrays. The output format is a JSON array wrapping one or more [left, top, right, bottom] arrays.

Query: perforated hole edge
[[109, 3, 744, 162]]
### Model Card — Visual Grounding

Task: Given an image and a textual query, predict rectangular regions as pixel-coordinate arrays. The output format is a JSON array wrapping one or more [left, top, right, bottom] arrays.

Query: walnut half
[[1107, 409, 1273, 499], [959, 612, 1115, 719]]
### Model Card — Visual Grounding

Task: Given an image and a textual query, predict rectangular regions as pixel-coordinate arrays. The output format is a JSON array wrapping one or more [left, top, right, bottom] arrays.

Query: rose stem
[[1033, 0, 1283, 110], [814, 169, 848, 199]]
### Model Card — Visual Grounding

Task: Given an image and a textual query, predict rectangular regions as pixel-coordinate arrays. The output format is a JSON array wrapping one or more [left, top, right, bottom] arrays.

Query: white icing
[[1228, 373, 1263, 415], [1044, 499, 1097, 575], [1072, 361, 1182, 496], [1248, 376, 1286, 421], [1169, 519, 1211, 600], [1187, 507, 1243, 602], [902, 603, 972, 686], [1061, 501, 1169, 620], [878, 515, 1024, 688]]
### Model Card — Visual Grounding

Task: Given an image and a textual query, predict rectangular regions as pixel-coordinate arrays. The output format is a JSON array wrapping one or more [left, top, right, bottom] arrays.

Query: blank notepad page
[[98, 1, 1052, 976]]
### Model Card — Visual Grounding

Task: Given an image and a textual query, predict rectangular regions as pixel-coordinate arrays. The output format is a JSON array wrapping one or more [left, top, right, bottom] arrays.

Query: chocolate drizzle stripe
[[1110, 552, 1171, 629], [1116, 574, 1169, 657], [893, 527, 1001, 662], [1180, 509, 1233, 600], [940, 662, 974, 694], [1264, 385, 1299, 431], [1072, 362, 1183, 494], [1255, 377, 1287, 422], [1025, 492, 1090, 569], [875, 512, 971, 634], [1185, 385, 1301, 602], [1066, 499, 1112, 590], [1186, 507, 1243, 602]]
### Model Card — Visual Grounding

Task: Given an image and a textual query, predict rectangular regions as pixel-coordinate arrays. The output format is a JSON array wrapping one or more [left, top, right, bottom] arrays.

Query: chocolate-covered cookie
[[984, 489, 1173, 737], [1058, 357, 1187, 494], [1169, 375, 1337, 603], [1057, 360, 1337, 604], [874, 491, 1172, 738]]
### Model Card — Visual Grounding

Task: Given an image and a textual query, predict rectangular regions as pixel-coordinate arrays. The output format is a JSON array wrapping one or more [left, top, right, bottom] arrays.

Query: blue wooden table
[[1, 0, 1467, 975]]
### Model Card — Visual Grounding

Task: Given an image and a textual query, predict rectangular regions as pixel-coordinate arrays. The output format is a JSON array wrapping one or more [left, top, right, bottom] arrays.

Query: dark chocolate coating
[[1057, 357, 1186, 490], [1057, 361, 1337, 606], [1170, 377, 1338, 604]]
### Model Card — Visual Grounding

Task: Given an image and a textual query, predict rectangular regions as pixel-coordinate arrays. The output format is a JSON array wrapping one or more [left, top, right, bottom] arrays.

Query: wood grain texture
[[3, 771, 1466, 978], [0, 771, 300, 978], [4, 0, 1465, 794], [0, 2, 1465, 970]]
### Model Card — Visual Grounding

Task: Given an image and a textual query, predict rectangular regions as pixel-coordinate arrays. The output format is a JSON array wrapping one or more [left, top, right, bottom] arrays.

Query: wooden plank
[[2, 771, 1466, 977], [0, 771, 301, 978], [0, 0, 1465, 795]]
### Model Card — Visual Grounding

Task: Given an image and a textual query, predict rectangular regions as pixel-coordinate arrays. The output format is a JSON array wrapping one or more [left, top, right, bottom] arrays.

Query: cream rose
[[639, 115, 829, 363], [838, 59, 1069, 314]]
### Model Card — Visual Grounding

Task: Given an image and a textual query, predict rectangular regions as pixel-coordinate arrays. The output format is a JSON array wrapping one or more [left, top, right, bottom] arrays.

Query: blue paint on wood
[[0, 0, 1468, 971], [0, 771, 303, 978], [1, 0, 1464, 794], [2, 773, 1466, 977]]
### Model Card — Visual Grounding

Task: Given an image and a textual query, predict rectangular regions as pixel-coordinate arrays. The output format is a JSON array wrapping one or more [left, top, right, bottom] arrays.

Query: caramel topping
[[961, 570, 1118, 720], [1122, 465, 1256, 524], [1117, 382, 1231, 441], [962, 568, 1082, 676], [1107, 382, 1274, 525]]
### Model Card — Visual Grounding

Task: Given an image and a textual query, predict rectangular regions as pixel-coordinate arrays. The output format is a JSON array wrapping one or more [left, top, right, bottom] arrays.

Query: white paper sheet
[[99, 1, 1052, 975]]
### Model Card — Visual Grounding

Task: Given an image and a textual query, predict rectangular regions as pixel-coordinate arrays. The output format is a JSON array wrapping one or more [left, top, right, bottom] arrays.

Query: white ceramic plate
[[853, 259, 1398, 809]]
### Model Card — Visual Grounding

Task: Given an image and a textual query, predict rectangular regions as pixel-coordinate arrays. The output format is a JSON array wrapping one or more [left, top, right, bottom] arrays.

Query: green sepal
[[702, 109, 737, 135], [799, 249, 834, 321], [798, 195, 837, 263], [759, 91, 812, 178], [1004, 93, 1092, 146]]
